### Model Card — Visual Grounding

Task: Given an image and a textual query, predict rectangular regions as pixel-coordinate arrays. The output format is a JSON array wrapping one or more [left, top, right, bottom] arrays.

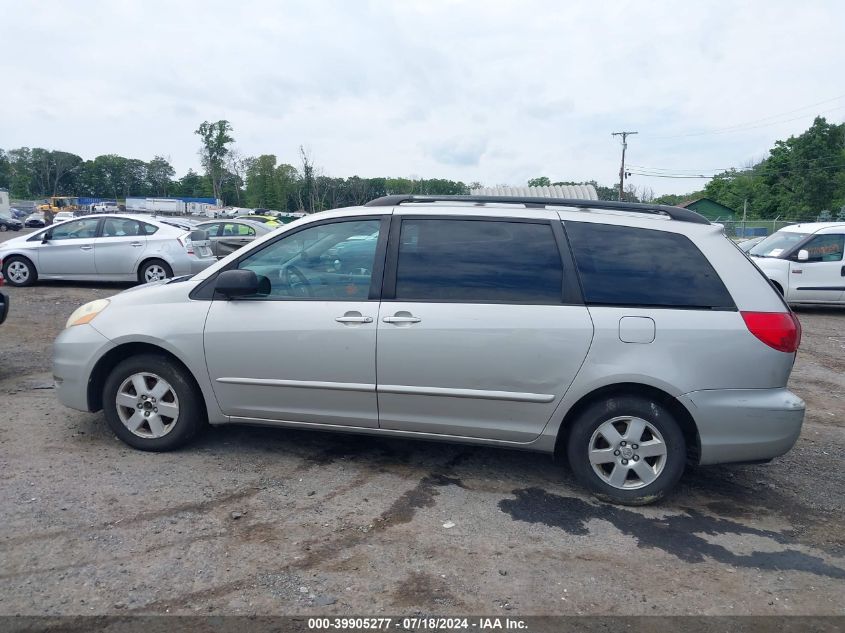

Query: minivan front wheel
[[103, 354, 204, 451], [567, 395, 686, 505]]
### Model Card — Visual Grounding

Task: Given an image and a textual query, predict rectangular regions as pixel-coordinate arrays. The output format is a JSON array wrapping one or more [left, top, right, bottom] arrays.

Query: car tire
[[2, 256, 37, 287], [102, 354, 205, 451], [566, 395, 686, 506], [0, 225, 7, 232], [139, 259, 174, 284]]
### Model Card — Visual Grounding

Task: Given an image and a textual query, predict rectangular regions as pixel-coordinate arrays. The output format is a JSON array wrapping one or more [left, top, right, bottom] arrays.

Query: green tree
[[195, 120, 235, 202], [176, 169, 213, 198], [245, 154, 282, 209], [704, 117, 845, 219], [0, 150, 10, 190], [146, 156, 176, 196], [528, 176, 551, 187]]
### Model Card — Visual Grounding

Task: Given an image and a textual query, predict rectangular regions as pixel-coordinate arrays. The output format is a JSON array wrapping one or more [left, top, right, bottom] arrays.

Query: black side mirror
[[41, 230, 52, 243], [215, 269, 261, 298]]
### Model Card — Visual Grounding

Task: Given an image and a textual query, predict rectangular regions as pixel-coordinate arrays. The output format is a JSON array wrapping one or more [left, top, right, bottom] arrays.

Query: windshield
[[749, 230, 809, 257]]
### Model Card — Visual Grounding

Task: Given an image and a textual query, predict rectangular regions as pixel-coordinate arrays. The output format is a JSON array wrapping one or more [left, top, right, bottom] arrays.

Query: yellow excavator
[[37, 196, 81, 224]]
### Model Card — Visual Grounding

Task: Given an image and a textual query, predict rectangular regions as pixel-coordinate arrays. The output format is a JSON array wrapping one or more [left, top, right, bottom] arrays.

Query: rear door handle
[[383, 315, 421, 324], [335, 313, 373, 324], [80, 245, 93, 251], [130, 241, 144, 247]]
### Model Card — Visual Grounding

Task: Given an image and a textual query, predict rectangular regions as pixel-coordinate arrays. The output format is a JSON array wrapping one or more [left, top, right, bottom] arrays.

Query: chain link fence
[[717, 215, 837, 239]]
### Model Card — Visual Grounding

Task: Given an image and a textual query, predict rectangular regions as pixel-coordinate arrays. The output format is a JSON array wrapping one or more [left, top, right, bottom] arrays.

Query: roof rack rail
[[364, 195, 710, 225]]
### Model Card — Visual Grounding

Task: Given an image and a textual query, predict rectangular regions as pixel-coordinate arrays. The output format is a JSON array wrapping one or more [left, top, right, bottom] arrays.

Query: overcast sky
[[3, 0, 844, 195]]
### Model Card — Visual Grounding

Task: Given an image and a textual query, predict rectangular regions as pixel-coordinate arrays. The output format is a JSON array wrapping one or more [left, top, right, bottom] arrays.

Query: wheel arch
[[137, 256, 174, 282], [2, 253, 38, 283], [87, 342, 206, 421], [553, 382, 701, 465]]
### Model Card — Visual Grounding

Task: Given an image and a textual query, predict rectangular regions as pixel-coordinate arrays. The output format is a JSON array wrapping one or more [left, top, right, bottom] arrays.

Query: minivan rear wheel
[[103, 354, 205, 451], [566, 395, 686, 505]]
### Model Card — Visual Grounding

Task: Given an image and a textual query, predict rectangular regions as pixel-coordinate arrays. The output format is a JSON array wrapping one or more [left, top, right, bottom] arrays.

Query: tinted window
[[238, 219, 380, 300], [801, 234, 843, 262], [394, 219, 563, 303], [565, 222, 734, 309]]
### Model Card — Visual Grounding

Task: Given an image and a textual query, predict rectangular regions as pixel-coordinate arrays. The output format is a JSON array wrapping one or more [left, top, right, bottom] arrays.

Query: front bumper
[[53, 324, 114, 411], [678, 388, 805, 465]]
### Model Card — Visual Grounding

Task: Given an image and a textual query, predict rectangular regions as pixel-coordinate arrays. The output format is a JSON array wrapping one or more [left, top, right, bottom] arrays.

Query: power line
[[628, 160, 845, 179], [649, 99, 845, 140], [629, 151, 845, 177]]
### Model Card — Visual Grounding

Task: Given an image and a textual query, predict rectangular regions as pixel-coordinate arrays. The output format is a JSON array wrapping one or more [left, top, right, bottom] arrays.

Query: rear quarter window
[[564, 222, 735, 309]]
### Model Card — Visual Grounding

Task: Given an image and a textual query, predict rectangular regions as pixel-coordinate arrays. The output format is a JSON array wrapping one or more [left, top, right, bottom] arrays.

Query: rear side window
[[140, 222, 159, 235], [395, 219, 563, 303], [565, 222, 734, 309]]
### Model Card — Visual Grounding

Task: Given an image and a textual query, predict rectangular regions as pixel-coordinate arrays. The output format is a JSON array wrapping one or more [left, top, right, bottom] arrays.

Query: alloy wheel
[[7, 261, 30, 284], [588, 416, 668, 490], [144, 264, 168, 283], [115, 372, 180, 438]]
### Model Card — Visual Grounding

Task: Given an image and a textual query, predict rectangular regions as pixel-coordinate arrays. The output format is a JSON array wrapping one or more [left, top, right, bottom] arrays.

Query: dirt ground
[[0, 228, 844, 616]]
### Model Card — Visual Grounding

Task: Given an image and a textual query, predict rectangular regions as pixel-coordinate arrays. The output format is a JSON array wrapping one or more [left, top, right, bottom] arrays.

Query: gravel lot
[[1, 228, 844, 616]]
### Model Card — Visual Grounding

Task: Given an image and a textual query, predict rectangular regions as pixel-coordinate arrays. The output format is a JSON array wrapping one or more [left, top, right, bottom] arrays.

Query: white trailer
[[124, 197, 187, 215], [0, 190, 10, 216], [147, 198, 187, 215]]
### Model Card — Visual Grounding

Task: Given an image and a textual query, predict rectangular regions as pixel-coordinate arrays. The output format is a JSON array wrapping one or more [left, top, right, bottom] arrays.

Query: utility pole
[[612, 131, 637, 201]]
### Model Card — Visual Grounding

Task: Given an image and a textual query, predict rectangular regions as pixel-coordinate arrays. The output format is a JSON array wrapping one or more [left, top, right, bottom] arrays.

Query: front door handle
[[80, 245, 93, 251], [335, 311, 373, 324]]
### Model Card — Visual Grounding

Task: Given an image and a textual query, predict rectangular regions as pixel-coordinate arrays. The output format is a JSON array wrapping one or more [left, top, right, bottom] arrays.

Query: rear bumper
[[188, 257, 216, 275], [678, 388, 805, 465]]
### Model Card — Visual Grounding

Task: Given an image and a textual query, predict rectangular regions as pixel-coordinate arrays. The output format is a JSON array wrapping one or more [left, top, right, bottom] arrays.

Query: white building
[[471, 184, 598, 200]]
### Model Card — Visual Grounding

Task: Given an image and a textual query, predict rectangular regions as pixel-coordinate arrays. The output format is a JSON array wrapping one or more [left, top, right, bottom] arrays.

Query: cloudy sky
[[3, 0, 844, 195]]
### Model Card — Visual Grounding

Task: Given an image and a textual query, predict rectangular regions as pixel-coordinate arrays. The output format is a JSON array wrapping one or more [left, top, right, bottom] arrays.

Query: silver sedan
[[195, 219, 272, 259], [0, 214, 216, 286]]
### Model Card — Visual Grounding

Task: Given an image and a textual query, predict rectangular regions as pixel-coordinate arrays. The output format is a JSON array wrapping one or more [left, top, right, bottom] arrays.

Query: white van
[[749, 222, 845, 304]]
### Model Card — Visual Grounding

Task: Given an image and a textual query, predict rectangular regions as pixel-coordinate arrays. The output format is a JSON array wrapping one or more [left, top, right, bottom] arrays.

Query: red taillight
[[741, 311, 801, 353], [177, 237, 194, 255]]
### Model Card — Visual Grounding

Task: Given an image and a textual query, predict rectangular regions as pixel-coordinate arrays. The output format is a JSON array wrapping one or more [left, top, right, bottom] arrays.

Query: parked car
[[53, 211, 76, 224], [749, 222, 845, 304], [24, 213, 46, 228], [239, 214, 284, 228], [737, 236, 765, 252], [0, 215, 23, 232], [10, 208, 28, 220], [53, 195, 804, 505], [139, 216, 199, 232], [196, 219, 272, 258], [0, 270, 7, 324], [0, 214, 215, 286]]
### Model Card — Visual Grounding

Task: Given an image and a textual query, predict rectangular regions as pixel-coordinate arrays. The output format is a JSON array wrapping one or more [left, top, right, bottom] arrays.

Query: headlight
[[66, 299, 110, 328]]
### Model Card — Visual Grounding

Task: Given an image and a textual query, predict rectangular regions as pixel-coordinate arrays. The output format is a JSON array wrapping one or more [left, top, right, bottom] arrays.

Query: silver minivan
[[53, 196, 805, 504]]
